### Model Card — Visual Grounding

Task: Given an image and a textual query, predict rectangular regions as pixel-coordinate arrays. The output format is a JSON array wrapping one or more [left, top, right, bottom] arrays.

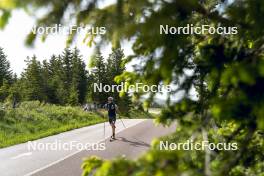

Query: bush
[[0, 101, 105, 148]]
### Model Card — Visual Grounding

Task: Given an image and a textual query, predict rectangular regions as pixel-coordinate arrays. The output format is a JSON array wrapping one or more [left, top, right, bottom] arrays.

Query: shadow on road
[[116, 137, 150, 148]]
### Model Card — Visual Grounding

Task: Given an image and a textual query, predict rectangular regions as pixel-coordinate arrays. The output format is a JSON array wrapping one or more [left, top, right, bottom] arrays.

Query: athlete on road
[[106, 97, 118, 140]]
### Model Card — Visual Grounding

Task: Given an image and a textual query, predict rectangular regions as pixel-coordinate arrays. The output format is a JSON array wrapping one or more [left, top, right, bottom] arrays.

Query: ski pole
[[103, 120, 106, 140], [118, 115, 126, 128]]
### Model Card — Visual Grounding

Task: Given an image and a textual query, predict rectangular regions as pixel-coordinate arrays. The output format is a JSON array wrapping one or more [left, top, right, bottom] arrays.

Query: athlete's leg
[[112, 117, 116, 138], [109, 116, 116, 139], [111, 123, 115, 138], [112, 123, 116, 138], [109, 117, 115, 138]]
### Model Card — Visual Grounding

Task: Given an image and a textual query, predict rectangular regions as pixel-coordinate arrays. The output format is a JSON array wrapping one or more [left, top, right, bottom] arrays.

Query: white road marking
[[11, 152, 32, 160], [22, 119, 146, 176]]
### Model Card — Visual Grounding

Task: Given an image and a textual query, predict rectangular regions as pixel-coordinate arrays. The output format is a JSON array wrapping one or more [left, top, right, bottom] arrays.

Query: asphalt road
[[0, 119, 176, 176]]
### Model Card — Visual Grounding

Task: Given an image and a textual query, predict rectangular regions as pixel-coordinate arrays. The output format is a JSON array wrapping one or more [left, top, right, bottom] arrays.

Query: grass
[[0, 101, 154, 148], [127, 109, 155, 119], [0, 101, 105, 148], [88, 108, 155, 119]]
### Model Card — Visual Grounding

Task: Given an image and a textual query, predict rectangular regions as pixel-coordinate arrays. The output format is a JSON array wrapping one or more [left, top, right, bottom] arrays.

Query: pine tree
[[71, 48, 88, 104], [21, 55, 46, 101], [0, 80, 10, 102], [49, 55, 67, 104], [61, 48, 72, 90], [68, 84, 79, 105], [91, 49, 108, 105], [0, 47, 12, 87], [41, 60, 53, 102], [107, 48, 131, 114], [55, 48, 74, 104]]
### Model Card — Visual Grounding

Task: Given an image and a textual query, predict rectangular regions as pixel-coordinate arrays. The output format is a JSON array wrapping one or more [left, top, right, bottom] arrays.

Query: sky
[[0, 3, 196, 102], [0, 0, 132, 76]]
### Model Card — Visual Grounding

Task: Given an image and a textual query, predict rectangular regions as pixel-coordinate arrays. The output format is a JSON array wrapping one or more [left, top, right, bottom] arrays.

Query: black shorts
[[109, 116, 116, 124]]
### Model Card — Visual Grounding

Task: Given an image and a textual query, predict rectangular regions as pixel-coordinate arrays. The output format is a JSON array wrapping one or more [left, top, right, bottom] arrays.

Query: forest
[[0, 46, 141, 148], [0, 47, 131, 110], [0, 0, 264, 175]]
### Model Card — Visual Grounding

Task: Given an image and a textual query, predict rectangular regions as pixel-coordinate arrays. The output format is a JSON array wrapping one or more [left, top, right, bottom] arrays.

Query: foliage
[[3, 48, 89, 105], [2, 0, 264, 175], [0, 47, 14, 102], [90, 49, 108, 104], [0, 46, 132, 113], [20, 55, 47, 101], [0, 100, 150, 148], [90, 47, 132, 113], [0, 47, 12, 86], [0, 101, 105, 148], [82, 123, 264, 176], [127, 109, 153, 119]]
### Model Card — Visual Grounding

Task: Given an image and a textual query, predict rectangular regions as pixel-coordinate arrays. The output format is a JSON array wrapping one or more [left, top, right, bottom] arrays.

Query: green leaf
[[0, 10, 11, 29], [0, 0, 16, 10]]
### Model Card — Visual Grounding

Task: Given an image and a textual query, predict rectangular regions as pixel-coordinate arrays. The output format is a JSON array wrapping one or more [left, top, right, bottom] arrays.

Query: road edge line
[[23, 119, 148, 176]]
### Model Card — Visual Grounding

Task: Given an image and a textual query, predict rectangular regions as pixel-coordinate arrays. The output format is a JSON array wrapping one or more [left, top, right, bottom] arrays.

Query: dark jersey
[[107, 103, 116, 117]]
